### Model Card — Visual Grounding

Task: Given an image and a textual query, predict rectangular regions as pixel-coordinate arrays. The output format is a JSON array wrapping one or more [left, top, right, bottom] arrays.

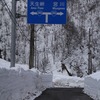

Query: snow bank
[[40, 73, 53, 89], [0, 68, 39, 100], [53, 74, 84, 88], [84, 71, 100, 100], [0, 59, 53, 100]]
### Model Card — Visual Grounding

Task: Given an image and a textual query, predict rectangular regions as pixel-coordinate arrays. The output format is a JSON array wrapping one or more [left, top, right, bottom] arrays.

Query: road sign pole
[[29, 24, 34, 69], [11, 0, 16, 67]]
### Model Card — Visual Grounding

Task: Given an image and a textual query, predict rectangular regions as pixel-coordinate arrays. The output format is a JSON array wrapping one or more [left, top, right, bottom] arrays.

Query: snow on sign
[[27, 0, 67, 24]]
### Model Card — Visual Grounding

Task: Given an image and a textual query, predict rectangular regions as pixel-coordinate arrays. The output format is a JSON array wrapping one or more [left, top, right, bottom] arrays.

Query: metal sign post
[[11, 0, 16, 67], [27, 0, 67, 24]]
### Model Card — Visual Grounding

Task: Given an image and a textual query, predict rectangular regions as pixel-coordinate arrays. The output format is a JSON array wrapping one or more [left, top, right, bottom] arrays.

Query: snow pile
[[53, 74, 84, 88], [52, 61, 84, 88], [40, 73, 53, 89], [0, 59, 52, 100], [0, 68, 40, 100], [84, 71, 100, 100]]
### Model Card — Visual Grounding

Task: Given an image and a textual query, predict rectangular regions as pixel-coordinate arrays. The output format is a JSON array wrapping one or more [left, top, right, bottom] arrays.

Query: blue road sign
[[27, 0, 67, 24]]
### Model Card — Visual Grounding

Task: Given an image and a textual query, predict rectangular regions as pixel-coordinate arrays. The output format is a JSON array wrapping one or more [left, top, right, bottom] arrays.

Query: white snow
[[0, 58, 86, 100], [51, 61, 84, 88], [89, 71, 100, 81], [53, 74, 84, 88], [84, 71, 100, 100], [0, 59, 52, 100]]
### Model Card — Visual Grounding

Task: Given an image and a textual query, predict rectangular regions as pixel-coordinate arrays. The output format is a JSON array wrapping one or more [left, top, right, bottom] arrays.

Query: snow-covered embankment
[[0, 59, 52, 100], [84, 71, 100, 100]]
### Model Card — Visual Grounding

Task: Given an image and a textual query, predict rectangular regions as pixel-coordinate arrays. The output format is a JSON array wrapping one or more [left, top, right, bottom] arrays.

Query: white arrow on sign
[[30, 12, 37, 15], [30, 11, 64, 23], [56, 12, 63, 16]]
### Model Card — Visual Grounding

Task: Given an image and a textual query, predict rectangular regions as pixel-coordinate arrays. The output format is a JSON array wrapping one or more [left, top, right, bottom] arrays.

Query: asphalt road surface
[[35, 88, 94, 100]]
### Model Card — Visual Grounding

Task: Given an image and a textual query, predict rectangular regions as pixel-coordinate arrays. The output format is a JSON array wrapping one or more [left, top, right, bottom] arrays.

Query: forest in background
[[0, 0, 100, 77]]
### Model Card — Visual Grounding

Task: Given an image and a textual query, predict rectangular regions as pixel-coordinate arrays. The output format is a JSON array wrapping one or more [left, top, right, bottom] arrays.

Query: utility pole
[[29, 25, 34, 69], [10, 0, 34, 68], [88, 28, 92, 74], [11, 0, 16, 67]]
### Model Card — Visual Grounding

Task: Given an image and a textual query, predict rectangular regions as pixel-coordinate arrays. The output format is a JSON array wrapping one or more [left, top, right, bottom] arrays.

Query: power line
[[1, 0, 42, 41], [1, 0, 29, 67], [1, 0, 15, 23], [1, 0, 28, 39]]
